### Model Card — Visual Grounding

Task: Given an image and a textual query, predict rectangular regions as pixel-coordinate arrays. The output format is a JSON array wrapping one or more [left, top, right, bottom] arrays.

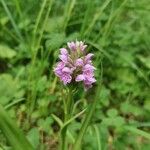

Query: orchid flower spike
[[54, 40, 96, 90]]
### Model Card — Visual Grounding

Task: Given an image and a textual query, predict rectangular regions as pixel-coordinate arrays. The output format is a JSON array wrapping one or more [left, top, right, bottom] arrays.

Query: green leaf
[[27, 128, 40, 149], [0, 45, 16, 59], [0, 105, 34, 150], [45, 17, 64, 32], [51, 114, 63, 127], [37, 117, 53, 134], [102, 116, 125, 127], [45, 33, 65, 50], [144, 99, 150, 111], [120, 102, 144, 116], [107, 108, 118, 117], [62, 108, 87, 128], [0, 74, 18, 105]]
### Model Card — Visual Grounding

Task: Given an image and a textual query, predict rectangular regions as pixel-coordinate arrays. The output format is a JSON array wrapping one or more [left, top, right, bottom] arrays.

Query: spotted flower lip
[[54, 40, 96, 90]]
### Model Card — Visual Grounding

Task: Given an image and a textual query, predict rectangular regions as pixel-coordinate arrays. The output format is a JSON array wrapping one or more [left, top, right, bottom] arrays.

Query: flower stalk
[[73, 77, 102, 150], [54, 41, 97, 150], [60, 88, 74, 150]]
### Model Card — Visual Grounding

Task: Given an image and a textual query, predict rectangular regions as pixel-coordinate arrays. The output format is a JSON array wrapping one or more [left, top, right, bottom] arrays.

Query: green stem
[[60, 88, 74, 150], [61, 126, 67, 150], [73, 84, 101, 150]]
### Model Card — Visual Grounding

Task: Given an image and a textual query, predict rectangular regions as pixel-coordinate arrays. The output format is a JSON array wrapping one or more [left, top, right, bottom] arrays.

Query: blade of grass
[[124, 125, 150, 140], [32, 0, 47, 47], [94, 125, 101, 150], [27, 0, 53, 116], [63, 0, 76, 31], [80, 0, 94, 36], [35, 0, 53, 51], [12, 0, 22, 18], [130, 122, 150, 127], [0, 0, 23, 41], [118, 52, 150, 87], [95, 0, 128, 42], [4, 98, 25, 110], [83, 0, 111, 36], [102, 0, 128, 39], [0, 105, 34, 150], [3, 26, 20, 42], [87, 40, 112, 62]]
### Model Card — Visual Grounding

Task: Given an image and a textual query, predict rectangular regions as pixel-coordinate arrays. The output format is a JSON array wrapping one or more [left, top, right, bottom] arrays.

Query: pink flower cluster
[[54, 41, 96, 90]]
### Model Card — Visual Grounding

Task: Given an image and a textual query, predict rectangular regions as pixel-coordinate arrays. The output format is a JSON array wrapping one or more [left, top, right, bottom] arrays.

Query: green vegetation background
[[0, 0, 150, 149]]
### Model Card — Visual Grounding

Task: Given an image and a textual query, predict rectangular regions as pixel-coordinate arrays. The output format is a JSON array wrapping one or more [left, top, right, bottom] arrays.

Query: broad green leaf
[[0, 74, 17, 105], [102, 116, 125, 127], [45, 17, 64, 32], [37, 117, 53, 134], [27, 128, 40, 149], [99, 86, 110, 107], [144, 99, 150, 111], [0, 45, 16, 59], [107, 108, 118, 117], [45, 33, 65, 50], [0, 74, 24, 106]]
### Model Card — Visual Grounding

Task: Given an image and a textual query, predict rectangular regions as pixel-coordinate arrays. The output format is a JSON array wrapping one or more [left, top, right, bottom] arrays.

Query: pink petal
[[83, 64, 96, 70], [75, 74, 85, 82], [67, 42, 76, 51], [54, 68, 62, 76], [87, 77, 96, 83], [60, 48, 68, 55], [75, 58, 84, 66], [59, 55, 68, 63], [85, 53, 94, 61], [57, 61, 65, 68], [61, 73, 72, 85], [62, 67, 72, 73]]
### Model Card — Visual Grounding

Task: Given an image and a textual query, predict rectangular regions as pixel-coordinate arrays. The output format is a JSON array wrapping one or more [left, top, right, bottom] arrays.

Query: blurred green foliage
[[0, 0, 150, 149]]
